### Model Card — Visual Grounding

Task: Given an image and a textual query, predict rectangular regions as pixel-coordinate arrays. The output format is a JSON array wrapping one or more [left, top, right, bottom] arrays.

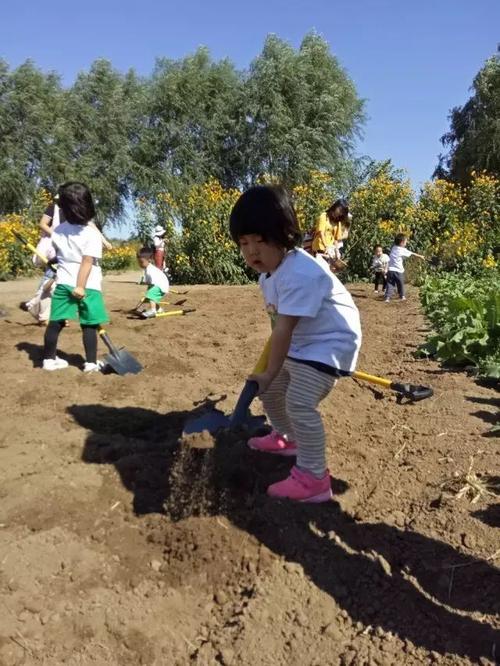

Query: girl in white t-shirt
[[42, 182, 109, 372], [229, 185, 362, 503]]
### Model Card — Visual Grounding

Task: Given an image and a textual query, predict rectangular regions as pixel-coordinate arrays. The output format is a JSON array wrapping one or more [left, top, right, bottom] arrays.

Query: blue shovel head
[[183, 380, 266, 435]]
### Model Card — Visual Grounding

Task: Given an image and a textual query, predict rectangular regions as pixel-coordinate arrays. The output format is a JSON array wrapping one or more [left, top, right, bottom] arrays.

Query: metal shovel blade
[[183, 409, 231, 435], [99, 329, 143, 375], [391, 382, 434, 403], [183, 379, 266, 435], [103, 347, 143, 376]]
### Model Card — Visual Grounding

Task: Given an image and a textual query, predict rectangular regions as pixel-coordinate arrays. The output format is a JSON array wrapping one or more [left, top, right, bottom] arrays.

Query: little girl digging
[[229, 185, 362, 503], [42, 182, 108, 372]]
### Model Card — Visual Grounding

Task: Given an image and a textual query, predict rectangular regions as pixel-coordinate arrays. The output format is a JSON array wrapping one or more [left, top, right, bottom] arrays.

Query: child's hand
[[249, 371, 274, 395], [72, 286, 85, 300]]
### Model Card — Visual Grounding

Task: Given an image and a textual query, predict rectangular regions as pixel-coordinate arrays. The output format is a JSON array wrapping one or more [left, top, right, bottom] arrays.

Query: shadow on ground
[[72, 403, 500, 663], [17, 341, 85, 369]]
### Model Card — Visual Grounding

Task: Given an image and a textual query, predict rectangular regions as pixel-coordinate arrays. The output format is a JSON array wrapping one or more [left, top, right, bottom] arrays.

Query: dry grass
[[441, 457, 500, 504]]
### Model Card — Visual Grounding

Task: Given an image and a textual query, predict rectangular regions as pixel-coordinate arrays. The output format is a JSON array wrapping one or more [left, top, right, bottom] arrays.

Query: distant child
[[136, 247, 170, 318], [152, 225, 167, 270], [42, 182, 108, 372], [371, 244, 389, 293], [385, 233, 425, 302], [230, 185, 362, 503]]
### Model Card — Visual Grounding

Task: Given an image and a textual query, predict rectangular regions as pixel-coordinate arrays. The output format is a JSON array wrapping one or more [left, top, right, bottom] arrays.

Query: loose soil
[[0, 273, 498, 666]]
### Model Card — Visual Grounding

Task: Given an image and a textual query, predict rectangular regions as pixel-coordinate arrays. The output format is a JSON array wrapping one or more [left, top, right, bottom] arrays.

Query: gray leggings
[[260, 358, 336, 477]]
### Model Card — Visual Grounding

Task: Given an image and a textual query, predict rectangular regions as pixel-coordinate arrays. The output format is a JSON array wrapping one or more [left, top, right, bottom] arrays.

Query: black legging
[[44, 321, 98, 363], [374, 271, 387, 290]]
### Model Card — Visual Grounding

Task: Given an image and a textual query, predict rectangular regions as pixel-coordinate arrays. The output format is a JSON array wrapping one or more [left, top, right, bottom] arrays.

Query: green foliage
[[0, 60, 64, 212], [345, 161, 416, 279], [244, 33, 364, 186], [0, 33, 364, 225], [101, 244, 137, 272], [155, 181, 250, 285], [135, 48, 244, 197], [419, 272, 500, 377], [436, 54, 500, 182]]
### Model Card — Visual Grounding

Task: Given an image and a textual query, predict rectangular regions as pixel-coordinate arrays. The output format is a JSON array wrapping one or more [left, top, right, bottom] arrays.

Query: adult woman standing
[[308, 199, 351, 272]]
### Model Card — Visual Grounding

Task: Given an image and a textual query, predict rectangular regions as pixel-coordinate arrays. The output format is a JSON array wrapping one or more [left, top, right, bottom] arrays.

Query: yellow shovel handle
[[352, 370, 392, 389], [251, 338, 394, 391], [155, 310, 185, 318], [252, 337, 272, 374]]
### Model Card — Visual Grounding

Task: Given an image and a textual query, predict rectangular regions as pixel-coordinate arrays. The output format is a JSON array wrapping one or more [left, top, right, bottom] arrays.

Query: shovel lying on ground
[[12, 230, 144, 376], [352, 370, 433, 403], [154, 308, 196, 318], [130, 297, 187, 314], [183, 338, 434, 435]]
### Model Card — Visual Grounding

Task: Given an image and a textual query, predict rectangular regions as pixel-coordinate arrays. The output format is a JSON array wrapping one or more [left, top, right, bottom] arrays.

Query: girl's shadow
[[72, 403, 500, 663]]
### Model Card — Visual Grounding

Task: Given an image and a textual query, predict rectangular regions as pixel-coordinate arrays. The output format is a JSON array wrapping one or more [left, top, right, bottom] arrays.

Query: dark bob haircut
[[229, 185, 302, 251], [58, 182, 96, 225], [327, 198, 349, 221], [137, 247, 155, 261]]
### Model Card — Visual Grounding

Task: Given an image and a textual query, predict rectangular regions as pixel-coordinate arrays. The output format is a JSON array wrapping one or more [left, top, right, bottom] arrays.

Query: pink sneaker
[[267, 466, 332, 503], [247, 430, 297, 457]]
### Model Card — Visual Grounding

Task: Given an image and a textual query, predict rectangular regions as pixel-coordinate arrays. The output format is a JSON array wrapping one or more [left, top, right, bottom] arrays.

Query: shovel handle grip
[[229, 380, 260, 428], [98, 328, 120, 357], [12, 230, 58, 270], [252, 337, 272, 374]]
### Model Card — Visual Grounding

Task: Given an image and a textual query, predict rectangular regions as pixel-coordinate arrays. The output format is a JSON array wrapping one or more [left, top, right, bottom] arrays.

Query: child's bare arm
[[39, 214, 53, 236], [73, 256, 94, 299], [250, 314, 299, 394]]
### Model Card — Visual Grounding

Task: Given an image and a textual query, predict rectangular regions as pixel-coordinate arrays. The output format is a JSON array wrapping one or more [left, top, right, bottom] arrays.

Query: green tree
[[60, 59, 142, 222], [346, 162, 415, 279], [243, 33, 364, 186], [436, 53, 500, 182], [0, 60, 64, 212], [134, 48, 244, 198]]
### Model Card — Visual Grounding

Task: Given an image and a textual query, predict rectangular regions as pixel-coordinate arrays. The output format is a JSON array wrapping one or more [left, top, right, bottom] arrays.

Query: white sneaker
[[83, 361, 105, 373], [43, 357, 69, 371], [141, 309, 157, 319]]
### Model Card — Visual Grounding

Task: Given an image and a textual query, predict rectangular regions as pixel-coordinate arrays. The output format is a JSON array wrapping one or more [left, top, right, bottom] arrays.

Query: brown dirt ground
[[0, 272, 498, 666]]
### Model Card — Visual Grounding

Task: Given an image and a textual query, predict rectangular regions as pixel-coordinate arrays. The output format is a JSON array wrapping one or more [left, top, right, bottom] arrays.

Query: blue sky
[[1, 0, 498, 233]]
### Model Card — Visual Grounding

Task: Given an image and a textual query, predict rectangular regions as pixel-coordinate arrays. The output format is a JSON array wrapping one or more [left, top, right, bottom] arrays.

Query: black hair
[[373, 243, 383, 251], [394, 233, 407, 246], [58, 182, 95, 225], [327, 198, 349, 222], [229, 185, 302, 250], [137, 247, 154, 261]]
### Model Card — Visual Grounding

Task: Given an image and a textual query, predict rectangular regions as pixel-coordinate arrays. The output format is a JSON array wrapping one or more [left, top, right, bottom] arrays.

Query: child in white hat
[[152, 225, 167, 270]]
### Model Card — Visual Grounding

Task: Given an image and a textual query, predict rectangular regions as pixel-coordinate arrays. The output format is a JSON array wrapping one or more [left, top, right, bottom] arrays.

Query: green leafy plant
[[419, 273, 500, 377]]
